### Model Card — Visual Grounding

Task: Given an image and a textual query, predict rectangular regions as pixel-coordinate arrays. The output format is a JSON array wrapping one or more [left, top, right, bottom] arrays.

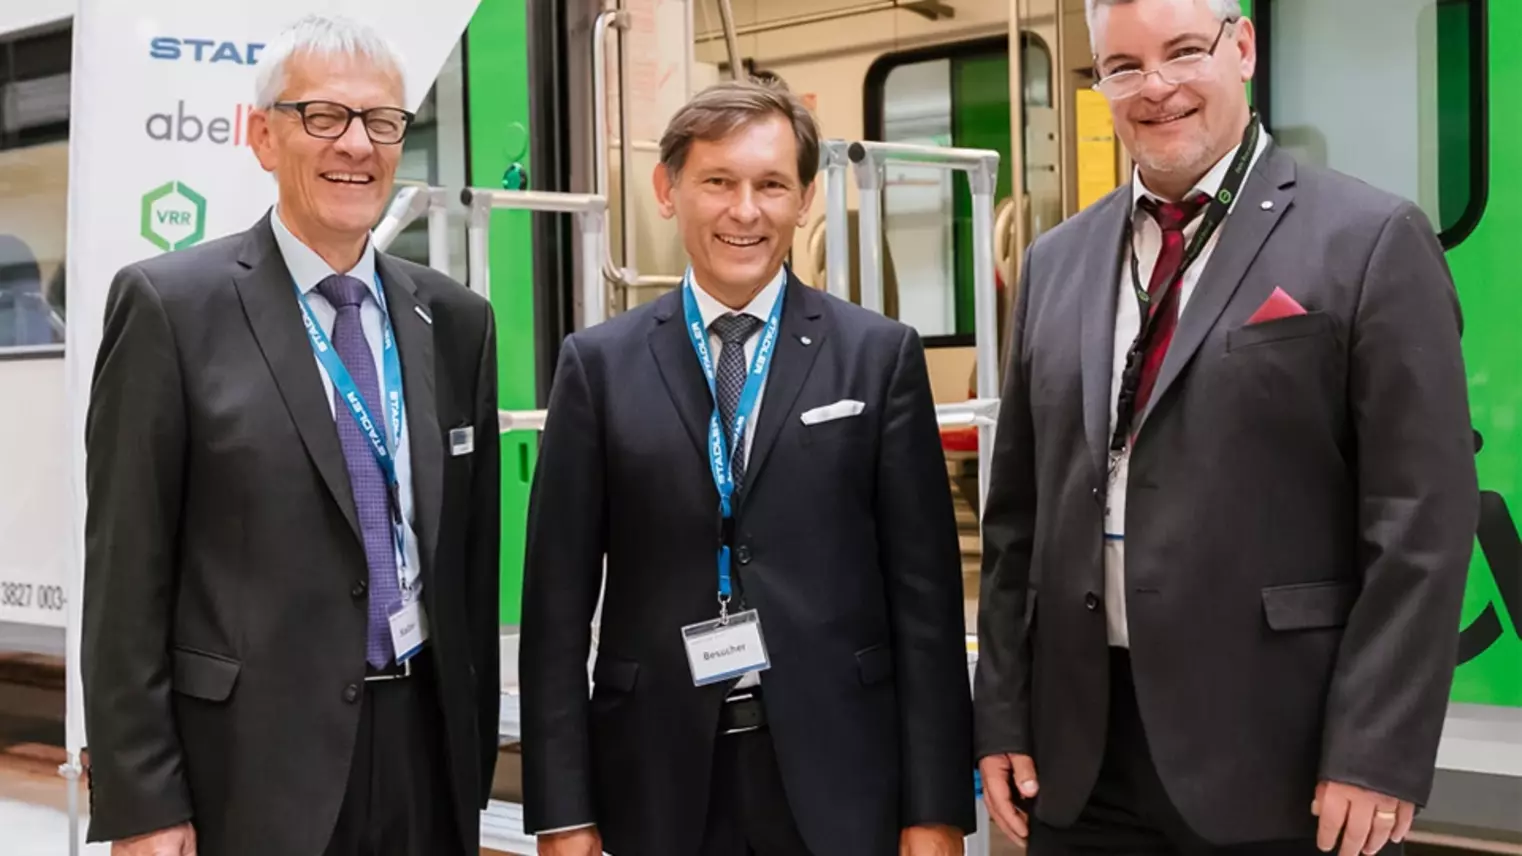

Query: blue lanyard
[[293, 273, 411, 578], [681, 268, 785, 615]]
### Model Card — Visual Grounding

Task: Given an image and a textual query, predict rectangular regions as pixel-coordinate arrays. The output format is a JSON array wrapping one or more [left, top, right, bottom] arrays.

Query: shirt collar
[[689, 264, 788, 331], [270, 205, 380, 301], [1130, 126, 1271, 215]]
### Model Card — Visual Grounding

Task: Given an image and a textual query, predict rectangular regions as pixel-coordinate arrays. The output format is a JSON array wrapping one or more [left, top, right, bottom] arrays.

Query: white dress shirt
[[1103, 130, 1270, 647], [270, 207, 422, 583], [689, 265, 787, 688]]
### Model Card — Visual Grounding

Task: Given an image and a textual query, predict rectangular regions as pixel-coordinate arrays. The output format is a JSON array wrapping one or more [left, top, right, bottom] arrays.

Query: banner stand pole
[[60, 753, 82, 856]]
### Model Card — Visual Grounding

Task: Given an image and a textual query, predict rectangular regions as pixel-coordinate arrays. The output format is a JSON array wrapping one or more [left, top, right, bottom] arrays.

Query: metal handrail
[[820, 140, 853, 302], [498, 399, 999, 435], [847, 140, 1002, 514], [372, 184, 452, 275], [461, 188, 609, 328]]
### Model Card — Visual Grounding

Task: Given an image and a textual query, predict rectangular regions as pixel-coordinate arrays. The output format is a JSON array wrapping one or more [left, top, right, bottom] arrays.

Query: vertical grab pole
[[848, 142, 885, 315], [822, 140, 851, 302], [427, 188, 451, 276], [466, 190, 492, 301], [580, 207, 608, 328], [970, 156, 1001, 518]]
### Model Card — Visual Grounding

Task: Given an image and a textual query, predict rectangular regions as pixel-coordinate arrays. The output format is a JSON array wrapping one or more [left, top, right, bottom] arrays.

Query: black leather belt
[[365, 653, 420, 682], [719, 687, 767, 735]]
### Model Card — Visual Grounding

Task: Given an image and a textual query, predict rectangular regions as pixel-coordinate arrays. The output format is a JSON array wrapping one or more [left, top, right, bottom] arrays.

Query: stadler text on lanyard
[[681, 267, 786, 623], [292, 274, 417, 597]]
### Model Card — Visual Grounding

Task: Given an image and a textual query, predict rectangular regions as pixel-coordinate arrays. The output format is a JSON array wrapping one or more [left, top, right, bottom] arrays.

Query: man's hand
[[978, 753, 1039, 843], [900, 823, 964, 855], [1313, 780, 1415, 856], [111, 823, 196, 855], [537, 826, 602, 856]]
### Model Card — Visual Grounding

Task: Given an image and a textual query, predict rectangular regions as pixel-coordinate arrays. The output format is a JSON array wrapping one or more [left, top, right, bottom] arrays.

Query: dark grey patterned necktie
[[710, 312, 764, 491]]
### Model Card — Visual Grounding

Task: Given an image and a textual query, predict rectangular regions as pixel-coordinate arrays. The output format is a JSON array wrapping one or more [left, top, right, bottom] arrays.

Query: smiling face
[[1092, 0, 1255, 193], [248, 49, 406, 251], [654, 113, 816, 306]]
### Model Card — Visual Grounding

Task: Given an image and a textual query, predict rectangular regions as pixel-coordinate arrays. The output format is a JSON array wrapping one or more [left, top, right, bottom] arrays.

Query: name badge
[[389, 600, 430, 664], [449, 426, 474, 457], [682, 609, 770, 686]]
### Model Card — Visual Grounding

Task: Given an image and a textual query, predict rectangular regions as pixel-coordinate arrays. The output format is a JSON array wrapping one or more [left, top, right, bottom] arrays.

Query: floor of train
[[1, 654, 1500, 856]]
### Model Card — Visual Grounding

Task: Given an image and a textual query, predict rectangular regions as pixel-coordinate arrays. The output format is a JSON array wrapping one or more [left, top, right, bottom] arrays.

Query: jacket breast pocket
[[1226, 311, 1334, 352], [1261, 580, 1357, 631], [172, 647, 241, 702], [800, 411, 871, 446]]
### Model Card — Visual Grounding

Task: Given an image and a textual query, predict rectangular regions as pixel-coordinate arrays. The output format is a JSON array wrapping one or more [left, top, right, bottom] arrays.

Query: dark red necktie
[[1132, 192, 1210, 416]]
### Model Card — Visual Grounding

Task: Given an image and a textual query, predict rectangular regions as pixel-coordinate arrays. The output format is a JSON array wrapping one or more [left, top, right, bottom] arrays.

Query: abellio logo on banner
[[63, 0, 483, 762]]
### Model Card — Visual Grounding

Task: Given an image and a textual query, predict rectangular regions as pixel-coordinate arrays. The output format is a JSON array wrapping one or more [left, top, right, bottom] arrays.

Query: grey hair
[[659, 77, 822, 187], [1086, 0, 1243, 51], [253, 14, 407, 108]]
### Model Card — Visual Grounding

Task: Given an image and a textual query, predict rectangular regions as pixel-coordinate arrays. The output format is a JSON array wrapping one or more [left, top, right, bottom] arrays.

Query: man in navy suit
[[521, 78, 975, 856]]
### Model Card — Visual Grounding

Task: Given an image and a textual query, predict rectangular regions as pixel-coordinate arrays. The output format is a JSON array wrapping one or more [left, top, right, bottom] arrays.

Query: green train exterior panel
[[467, 0, 536, 626]]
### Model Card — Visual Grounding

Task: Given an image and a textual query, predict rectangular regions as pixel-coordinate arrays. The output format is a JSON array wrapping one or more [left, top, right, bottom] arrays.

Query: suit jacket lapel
[[741, 275, 825, 502], [1080, 190, 1131, 482], [232, 215, 361, 541], [377, 254, 443, 582], [649, 287, 714, 463], [1139, 145, 1296, 429]]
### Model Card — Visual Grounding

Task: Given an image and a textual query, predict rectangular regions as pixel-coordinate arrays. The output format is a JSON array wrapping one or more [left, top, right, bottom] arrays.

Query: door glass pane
[[882, 58, 957, 338], [1267, 0, 1480, 239]]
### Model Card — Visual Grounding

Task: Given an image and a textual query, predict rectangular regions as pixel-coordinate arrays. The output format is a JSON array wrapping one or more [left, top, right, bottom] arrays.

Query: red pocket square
[[1247, 287, 1307, 324]]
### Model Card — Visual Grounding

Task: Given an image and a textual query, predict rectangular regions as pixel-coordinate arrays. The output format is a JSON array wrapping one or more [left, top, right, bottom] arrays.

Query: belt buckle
[[720, 690, 763, 735], [364, 658, 413, 682]]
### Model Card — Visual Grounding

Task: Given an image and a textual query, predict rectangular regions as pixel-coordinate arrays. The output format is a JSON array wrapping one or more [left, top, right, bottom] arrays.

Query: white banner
[[62, 0, 481, 761]]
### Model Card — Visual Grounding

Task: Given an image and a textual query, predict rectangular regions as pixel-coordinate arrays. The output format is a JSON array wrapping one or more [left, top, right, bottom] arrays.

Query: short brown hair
[[658, 78, 821, 186]]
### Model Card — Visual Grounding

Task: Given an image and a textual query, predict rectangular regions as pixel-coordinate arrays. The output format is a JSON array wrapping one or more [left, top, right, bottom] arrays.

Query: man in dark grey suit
[[520, 79, 974, 856], [975, 1, 1477, 855], [81, 15, 499, 856]]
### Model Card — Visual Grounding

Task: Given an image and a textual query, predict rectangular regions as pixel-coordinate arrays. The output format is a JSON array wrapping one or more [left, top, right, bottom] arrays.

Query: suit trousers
[[699, 714, 814, 856], [323, 653, 461, 856], [1029, 649, 1402, 856]]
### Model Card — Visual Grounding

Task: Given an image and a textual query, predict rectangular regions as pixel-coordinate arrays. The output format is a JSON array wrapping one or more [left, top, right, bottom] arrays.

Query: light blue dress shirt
[[271, 207, 422, 580]]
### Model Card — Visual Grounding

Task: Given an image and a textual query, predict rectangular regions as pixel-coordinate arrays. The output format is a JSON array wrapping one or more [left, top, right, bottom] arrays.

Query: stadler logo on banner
[[141, 181, 208, 251], [150, 36, 266, 65]]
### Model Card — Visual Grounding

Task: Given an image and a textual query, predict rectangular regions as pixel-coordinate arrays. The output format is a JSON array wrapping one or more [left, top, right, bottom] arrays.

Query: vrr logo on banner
[[140, 180, 208, 251]]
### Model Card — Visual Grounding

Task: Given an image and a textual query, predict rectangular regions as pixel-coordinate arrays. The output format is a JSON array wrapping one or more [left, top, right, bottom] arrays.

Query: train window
[[386, 38, 469, 281], [0, 22, 70, 354], [865, 34, 1051, 346], [1259, 0, 1485, 244]]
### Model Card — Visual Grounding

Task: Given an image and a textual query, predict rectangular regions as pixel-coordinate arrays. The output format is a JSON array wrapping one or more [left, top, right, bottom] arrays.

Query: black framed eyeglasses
[[272, 100, 416, 145], [1092, 17, 1237, 101]]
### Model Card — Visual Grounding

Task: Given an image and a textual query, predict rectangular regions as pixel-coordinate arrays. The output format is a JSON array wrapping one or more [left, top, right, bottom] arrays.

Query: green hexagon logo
[[140, 181, 207, 252]]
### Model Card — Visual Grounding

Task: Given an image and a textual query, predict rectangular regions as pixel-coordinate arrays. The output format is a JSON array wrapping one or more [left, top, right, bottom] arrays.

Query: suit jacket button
[[736, 546, 752, 565], [351, 580, 367, 599], [343, 684, 360, 703], [1085, 592, 1100, 611]]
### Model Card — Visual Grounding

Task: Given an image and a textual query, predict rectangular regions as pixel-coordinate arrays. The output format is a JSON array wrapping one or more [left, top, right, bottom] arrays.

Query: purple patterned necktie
[[317, 274, 402, 668]]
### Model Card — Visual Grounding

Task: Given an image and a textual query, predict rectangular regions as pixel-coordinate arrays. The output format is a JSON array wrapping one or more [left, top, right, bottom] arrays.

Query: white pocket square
[[800, 399, 865, 426]]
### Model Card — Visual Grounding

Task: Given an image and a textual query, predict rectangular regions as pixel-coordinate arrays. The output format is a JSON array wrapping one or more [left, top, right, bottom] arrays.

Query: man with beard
[[973, 1, 1477, 854]]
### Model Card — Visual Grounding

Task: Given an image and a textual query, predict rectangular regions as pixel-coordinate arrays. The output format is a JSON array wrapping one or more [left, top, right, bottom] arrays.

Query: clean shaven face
[[654, 114, 817, 302], [249, 51, 407, 247]]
